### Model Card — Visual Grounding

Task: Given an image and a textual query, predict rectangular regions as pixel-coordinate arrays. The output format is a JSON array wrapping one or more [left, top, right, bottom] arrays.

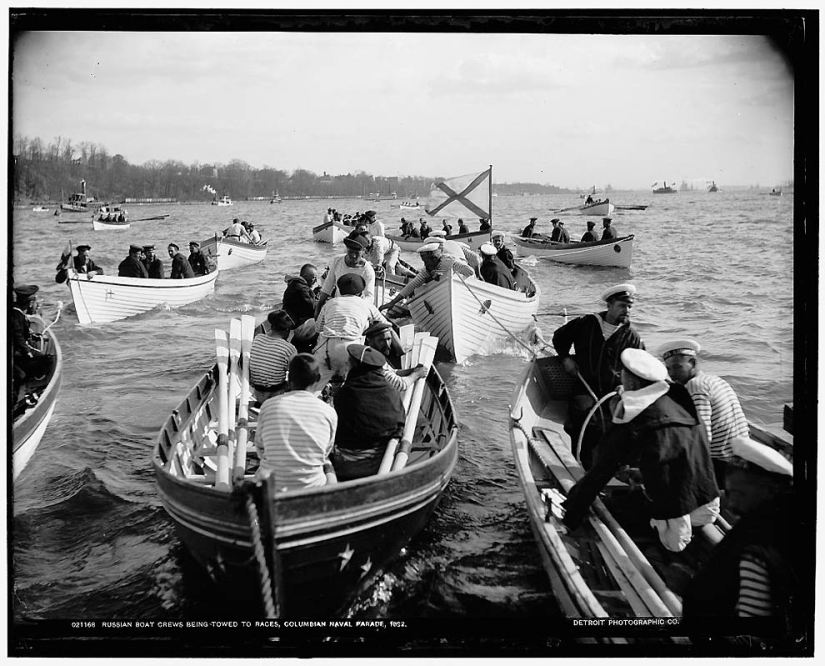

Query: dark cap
[[142, 244, 155, 251], [364, 320, 393, 337], [346, 343, 386, 369], [13, 284, 39, 299], [129, 244, 144, 253], [168, 243, 180, 250], [343, 234, 369, 251], [233, 218, 239, 223], [587, 220, 596, 227], [189, 241, 200, 248], [267, 309, 295, 331], [558, 221, 564, 225], [337, 273, 366, 295], [364, 210, 377, 218], [76, 244, 91, 252], [529, 217, 538, 221], [603, 217, 613, 223], [550, 218, 560, 223]]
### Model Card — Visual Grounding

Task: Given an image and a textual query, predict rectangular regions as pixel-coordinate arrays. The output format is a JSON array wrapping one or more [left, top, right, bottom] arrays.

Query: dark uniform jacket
[[581, 230, 598, 242], [521, 224, 536, 238], [496, 247, 515, 271], [170, 253, 195, 279], [142, 258, 165, 279], [73, 257, 104, 274], [480, 256, 516, 289], [333, 366, 405, 450], [188, 251, 209, 277], [601, 225, 617, 240], [118, 255, 149, 278], [551, 226, 562, 241], [563, 383, 719, 525], [282, 277, 317, 325], [552, 312, 644, 397]]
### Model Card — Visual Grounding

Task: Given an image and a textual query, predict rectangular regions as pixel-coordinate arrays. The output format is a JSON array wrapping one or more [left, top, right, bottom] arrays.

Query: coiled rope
[[244, 493, 277, 618]]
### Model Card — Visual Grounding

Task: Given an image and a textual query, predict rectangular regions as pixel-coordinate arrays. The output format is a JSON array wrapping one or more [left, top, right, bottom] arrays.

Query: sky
[[10, 15, 798, 189]]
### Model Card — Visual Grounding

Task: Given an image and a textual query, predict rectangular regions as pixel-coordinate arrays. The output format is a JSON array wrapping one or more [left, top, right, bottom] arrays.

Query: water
[[9, 191, 794, 647]]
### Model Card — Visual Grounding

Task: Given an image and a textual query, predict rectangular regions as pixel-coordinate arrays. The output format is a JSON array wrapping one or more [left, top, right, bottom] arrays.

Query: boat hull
[[513, 235, 634, 268], [387, 230, 490, 253], [65, 269, 218, 325], [405, 266, 540, 364], [153, 361, 458, 616], [92, 218, 131, 231], [312, 220, 350, 244], [201, 236, 269, 271], [13, 316, 63, 480], [578, 202, 615, 216]]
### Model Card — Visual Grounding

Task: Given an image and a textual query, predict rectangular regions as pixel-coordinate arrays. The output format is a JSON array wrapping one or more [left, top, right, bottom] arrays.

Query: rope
[[575, 390, 618, 465], [454, 271, 536, 356], [244, 493, 278, 618]]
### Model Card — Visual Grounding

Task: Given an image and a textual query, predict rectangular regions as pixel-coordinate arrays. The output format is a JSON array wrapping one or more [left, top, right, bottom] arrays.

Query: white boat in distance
[[92, 216, 131, 231], [512, 234, 634, 268], [387, 230, 490, 252], [32, 206, 50, 212], [312, 220, 350, 244], [578, 200, 615, 216], [200, 235, 269, 271], [404, 265, 540, 364], [212, 195, 233, 206], [64, 267, 219, 325]]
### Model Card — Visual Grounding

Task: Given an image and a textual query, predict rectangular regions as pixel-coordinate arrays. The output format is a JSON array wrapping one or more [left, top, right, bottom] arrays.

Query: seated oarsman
[[683, 437, 798, 648], [118, 244, 149, 278], [379, 242, 476, 315], [11, 284, 50, 401], [283, 264, 320, 354], [562, 348, 720, 554], [364, 321, 428, 392], [73, 245, 104, 276], [141, 245, 165, 279], [187, 241, 211, 276], [331, 344, 406, 481], [255, 354, 338, 493], [313, 273, 389, 389], [314, 233, 375, 318], [354, 228, 417, 279], [479, 243, 516, 289], [249, 310, 298, 404], [246, 222, 262, 244], [223, 218, 249, 242], [168, 243, 195, 279], [491, 231, 516, 274]]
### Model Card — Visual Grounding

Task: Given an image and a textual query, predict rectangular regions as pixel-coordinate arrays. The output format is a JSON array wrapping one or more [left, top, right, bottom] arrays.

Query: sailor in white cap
[[562, 347, 720, 554], [491, 230, 515, 272], [657, 338, 750, 486], [551, 283, 645, 467], [479, 242, 516, 289], [379, 239, 476, 314], [314, 232, 376, 318], [425, 232, 482, 275], [682, 436, 797, 632], [355, 228, 416, 279]]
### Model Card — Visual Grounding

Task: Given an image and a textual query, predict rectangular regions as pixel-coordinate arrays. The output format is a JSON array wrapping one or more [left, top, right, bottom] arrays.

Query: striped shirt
[[256, 390, 338, 492], [315, 294, 388, 340], [319, 255, 375, 302], [686, 370, 749, 459], [396, 257, 476, 300], [735, 550, 774, 617], [249, 335, 297, 387], [381, 363, 416, 392]]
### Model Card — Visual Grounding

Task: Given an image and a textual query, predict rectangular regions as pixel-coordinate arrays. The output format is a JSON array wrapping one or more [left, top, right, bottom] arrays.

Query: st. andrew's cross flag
[[424, 168, 491, 220]]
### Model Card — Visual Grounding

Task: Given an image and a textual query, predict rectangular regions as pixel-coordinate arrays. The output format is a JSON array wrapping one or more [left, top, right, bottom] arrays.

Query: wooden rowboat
[[578, 200, 615, 216], [13, 314, 63, 481], [153, 317, 458, 616], [63, 266, 218, 325], [92, 217, 131, 231], [509, 355, 792, 632], [403, 264, 540, 364], [512, 234, 634, 268], [200, 235, 269, 271], [387, 229, 490, 253], [312, 220, 351, 244]]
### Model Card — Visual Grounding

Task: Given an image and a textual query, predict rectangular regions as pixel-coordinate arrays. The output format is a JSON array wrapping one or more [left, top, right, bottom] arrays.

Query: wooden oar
[[226, 318, 242, 475], [551, 204, 582, 213], [392, 335, 438, 472], [214, 329, 231, 490], [398, 324, 415, 362], [232, 315, 255, 484]]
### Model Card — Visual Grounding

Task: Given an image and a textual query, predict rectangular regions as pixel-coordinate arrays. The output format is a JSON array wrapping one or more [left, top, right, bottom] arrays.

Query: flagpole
[[488, 164, 493, 235]]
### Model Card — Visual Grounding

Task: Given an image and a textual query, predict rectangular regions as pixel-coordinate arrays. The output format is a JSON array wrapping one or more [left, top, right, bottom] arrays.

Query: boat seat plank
[[534, 427, 629, 491]]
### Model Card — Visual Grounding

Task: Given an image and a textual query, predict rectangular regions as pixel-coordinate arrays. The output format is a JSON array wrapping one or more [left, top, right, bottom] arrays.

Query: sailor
[[249, 310, 297, 404], [550, 219, 562, 242], [363, 210, 385, 238], [557, 220, 570, 244], [552, 283, 645, 467], [479, 243, 515, 289], [73, 245, 104, 276], [418, 217, 431, 239], [457, 218, 470, 234], [522, 217, 538, 238], [187, 241, 210, 276], [330, 344, 406, 481], [426, 230, 482, 276], [491, 230, 516, 272], [657, 339, 750, 487], [363, 320, 427, 392], [682, 437, 798, 646], [601, 217, 617, 241], [479, 218, 492, 231], [224, 218, 247, 242], [11, 284, 50, 393], [141, 245, 165, 279], [168, 243, 195, 279], [314, 233, 376, 318], [118, 244, 149, 278], [562, 348, 720, 553], [581, 220, 598, 242]]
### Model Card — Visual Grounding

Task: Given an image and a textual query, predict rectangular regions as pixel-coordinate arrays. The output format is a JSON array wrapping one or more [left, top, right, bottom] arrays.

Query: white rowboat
[[312, 220, 350, 244], [64, 267, 219, 325], [513, 235, 634, 268], [200, 235, 269, 271], [92, 217, 131, 231], [387, 230, 490, 253]]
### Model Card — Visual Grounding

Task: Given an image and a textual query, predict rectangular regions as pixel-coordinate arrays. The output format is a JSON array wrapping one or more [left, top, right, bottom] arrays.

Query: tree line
[[12, 134, 569, 204]]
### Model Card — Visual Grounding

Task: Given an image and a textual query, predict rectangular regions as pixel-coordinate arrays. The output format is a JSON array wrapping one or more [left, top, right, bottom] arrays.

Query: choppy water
[[9, 190, 794, 649]]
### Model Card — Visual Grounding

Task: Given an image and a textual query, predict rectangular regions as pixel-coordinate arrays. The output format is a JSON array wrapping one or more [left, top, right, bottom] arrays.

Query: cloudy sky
[[11, 19, 797, 189]]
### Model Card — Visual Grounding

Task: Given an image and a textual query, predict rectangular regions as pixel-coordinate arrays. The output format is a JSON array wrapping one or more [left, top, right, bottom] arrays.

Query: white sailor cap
[[418, 242, 442, 253], [657, 339, 701, 360], [428, 230, 447, 238], [491, 230, 505, 239], [600, 283, 637, 303], [620, 348, 668, 382], [479, 243, 497, 256], [729, 436, 793, 477]]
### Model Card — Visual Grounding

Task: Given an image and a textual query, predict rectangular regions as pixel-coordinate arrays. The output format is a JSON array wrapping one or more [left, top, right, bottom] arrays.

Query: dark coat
[[550, 226, 562, 242], [496, 247, 515, 271], [558, 228, 570, 243], [552, 312, 644, 397], [142, 257, 165, 279], [73, 256, 104, 274], [563, 383, 719, 526], [521, 223, 536, 238], [188, 251, 209, 276], [601, 225, 617, 240], [117, 255, 149, 278], [170, 253, 195, 279], [283, 276, 317, 325], [581, 230, 598, 242], [333, 365, 405, 450], [480, 256, 515, 289]]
